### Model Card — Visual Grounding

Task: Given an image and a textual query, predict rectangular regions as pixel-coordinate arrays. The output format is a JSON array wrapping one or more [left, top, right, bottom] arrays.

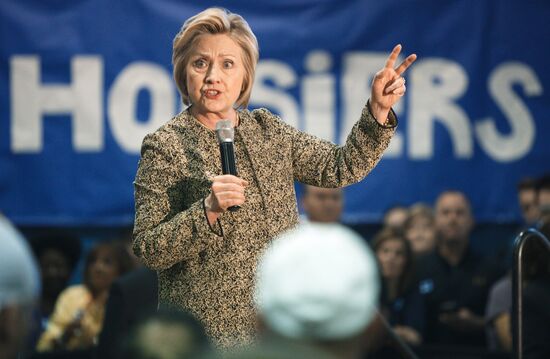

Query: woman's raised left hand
[[370, 44, 417, 124]]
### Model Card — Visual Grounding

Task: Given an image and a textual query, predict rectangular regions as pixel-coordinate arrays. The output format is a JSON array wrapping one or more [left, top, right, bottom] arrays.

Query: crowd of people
[[0, 175, 549, 359]]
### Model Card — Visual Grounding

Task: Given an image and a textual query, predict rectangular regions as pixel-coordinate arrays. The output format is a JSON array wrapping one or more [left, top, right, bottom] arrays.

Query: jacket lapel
[[235, 110, 272, 202]]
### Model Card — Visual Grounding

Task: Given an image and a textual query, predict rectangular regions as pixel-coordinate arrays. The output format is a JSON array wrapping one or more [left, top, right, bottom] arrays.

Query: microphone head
[[215, 119, 234, 143]]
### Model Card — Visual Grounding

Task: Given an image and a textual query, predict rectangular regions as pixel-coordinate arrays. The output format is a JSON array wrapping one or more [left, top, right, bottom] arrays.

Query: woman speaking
[[132, 7, 416, 347]]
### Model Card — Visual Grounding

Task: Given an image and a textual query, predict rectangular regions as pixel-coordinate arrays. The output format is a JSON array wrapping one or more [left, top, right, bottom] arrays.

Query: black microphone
[[215, 120, 240, 212]]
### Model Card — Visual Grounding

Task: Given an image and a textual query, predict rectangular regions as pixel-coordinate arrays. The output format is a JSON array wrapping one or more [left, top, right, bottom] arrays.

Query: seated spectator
[[0, 215, 41, 359], [28, 233, 81, 338], [372, 228, 424, 346], [485, 273, 512, 352], [95, 228, 159, 359], [535, 174, 550, 224], [118, 307, 210, 359], [383, 205, 409, 232], [36, 241, 133, 352], [484, 176, 542, 353], [301, 185, 344, 223], [416, 190, 501, 348], [403, 203, 436, 256], [253, 223, 380, 359], [517, 177, 540, 228]]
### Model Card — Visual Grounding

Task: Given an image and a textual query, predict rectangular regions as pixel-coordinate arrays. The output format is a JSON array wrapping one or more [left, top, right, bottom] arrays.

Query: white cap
[[0, 215, 40, 310], [255, 223, 379, 340]]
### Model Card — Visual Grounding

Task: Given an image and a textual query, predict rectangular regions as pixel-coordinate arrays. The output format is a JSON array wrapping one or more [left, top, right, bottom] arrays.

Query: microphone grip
[[219, 142, 240, 212]]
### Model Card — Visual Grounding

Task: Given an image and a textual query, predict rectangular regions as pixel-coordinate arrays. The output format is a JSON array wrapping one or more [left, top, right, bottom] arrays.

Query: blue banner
[[1, 0, 549, 225]]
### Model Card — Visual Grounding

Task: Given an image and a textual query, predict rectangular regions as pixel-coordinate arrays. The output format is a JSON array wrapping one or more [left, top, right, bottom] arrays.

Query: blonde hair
[[172, 8, 259, 109], [405, 203, 434, 226]]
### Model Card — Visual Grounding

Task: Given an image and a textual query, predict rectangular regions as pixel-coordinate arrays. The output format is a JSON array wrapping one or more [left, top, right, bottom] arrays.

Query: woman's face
[[376, 239, 407, 280], [405, 216, 436, 255], [186, 34, 245, 119], [39, 248, 71, 297], [88, 248, 119, 294]]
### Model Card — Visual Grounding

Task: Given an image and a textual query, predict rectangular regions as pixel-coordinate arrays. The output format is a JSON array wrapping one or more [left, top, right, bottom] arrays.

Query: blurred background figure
[[372, 228, 424, 347], [28, 233, 81, 344], [485, 175, 550, 355], [416, 190, 501, 348], [535, 175, 550, 224], [301, 185, 344, 223], [36, 241, 133, 352], [517, 178, 540, 228], [118, 307, 210, 359], [253, 223, 380, 359], [484, 176, 543, 354], [95, 228, 158, 359], [403, 203, 436, 256], [383, 205, 409, 232], [0, 215, 41, 359]]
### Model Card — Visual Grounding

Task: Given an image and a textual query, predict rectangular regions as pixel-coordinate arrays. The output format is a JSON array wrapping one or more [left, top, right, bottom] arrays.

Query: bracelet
[[367, 99, 398, 129]]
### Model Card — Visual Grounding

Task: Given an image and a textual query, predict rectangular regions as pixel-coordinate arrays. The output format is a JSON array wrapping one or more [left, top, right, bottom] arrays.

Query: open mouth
[[204, 89, 221, 98]]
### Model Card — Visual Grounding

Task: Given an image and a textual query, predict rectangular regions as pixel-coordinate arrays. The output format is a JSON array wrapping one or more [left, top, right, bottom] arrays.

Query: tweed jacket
[[133, 105, 395, 347]]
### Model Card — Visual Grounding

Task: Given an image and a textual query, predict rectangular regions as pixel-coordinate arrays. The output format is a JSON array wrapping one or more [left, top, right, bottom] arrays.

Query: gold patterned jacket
[[132, 105, 395, 347]]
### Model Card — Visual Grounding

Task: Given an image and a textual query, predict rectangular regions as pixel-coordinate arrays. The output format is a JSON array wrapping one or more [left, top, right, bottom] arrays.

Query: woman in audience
[[28, 233, 81, 345], [36, 241, 133, 352], [403, 203, 436, 256], [373, 228, 425, 346]]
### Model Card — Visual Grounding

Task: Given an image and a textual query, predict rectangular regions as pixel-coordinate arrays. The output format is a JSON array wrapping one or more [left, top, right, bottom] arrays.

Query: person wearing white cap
[[253, 223, 380, 359], [0, 215, 41, 359]]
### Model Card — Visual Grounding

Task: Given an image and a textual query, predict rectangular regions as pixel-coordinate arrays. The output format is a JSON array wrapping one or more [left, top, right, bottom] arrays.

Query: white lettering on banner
[[409, 59, 472, 159], [250, 60, 300, 129], [475, 62, 542, 162], [10, 56, 103, 152], [108, 62, 175, 153], [340, 52, 404, 156], [302, 50, 335, 142], [7, 54, 542, 160]]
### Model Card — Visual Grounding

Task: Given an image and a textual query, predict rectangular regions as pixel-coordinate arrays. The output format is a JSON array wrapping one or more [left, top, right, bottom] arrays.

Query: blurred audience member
[[485, 273, 512, 352], [535, 174, 550, 223], [383, 205, 409, 232], [301, 185, 344, 223], [517, 178, 540, 227], [28, 233, 81, 337], [95, 229, 158, 359], [118, 307, 209, 359], [404, 203, 436, 256], [416, 190, 501, 348], [372, 228, 424, 346], [37, 241, 133, 352], [0, 215, 41, 359], [253, 223, 380, 359], [484, 177, 542, 353]]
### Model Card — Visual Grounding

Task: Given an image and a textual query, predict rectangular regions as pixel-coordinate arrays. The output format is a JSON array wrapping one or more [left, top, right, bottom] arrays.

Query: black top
[[381, 285, 425, 337], [415, 246, 501, 347], [94, 267, 158, 359]]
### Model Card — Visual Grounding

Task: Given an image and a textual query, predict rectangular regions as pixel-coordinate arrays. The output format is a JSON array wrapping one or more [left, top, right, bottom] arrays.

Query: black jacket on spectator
[[416, 247, 501, 347], [95, 267, 158, 359], [383, 285, 425, 339]]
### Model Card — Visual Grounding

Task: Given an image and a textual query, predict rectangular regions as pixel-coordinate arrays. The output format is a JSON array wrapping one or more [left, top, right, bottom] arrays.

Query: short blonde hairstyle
[[406, 203, 434, 223], [172, 8, 259, 109]]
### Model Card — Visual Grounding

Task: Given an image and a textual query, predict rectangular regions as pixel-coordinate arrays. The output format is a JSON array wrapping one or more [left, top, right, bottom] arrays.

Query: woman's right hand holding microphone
[[204, 175, 248, 225]]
